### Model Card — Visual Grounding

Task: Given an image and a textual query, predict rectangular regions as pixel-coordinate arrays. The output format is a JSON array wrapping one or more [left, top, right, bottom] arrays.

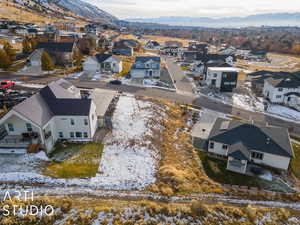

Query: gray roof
[[91, 88, 116, 117], [228, 142, 251, 160], [265, 72, 300, 88], [208, 118, 294, 158], [135, 56, 161, 63], [13, 92, 53, 127], [95, 54, 120, 63], [12, 79, 89, 127]]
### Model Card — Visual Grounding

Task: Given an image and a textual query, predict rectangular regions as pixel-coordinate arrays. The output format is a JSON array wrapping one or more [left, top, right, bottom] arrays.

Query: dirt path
[[0, 184, 299, 210]]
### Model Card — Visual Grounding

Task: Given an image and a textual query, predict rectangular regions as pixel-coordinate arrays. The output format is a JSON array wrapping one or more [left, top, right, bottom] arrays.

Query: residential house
[[248, 71, 289, 95], [120, 39, 141, 51], [27, 28, 38, 38], [83, 54, 122, 73], [112, 41, 133, 56], [205, 67, 241, 92], [263, 73, 300, 104], [0, 79, 98, 153], [188, 42, 208, 53], [130, 56, 161, 79], [192, 117, 294, 173], [0, 25, 9, 34], [145, 40, 160, 50], [33, 42, 78, 66], [161, 46, 180, 56]]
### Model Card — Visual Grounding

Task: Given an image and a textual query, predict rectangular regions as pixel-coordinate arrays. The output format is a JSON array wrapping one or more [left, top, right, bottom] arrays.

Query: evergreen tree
[[41, 51, 54, 72], [0, 49, 11, 70], [3, 42, 16, 61], [22, 38, 32, 54]]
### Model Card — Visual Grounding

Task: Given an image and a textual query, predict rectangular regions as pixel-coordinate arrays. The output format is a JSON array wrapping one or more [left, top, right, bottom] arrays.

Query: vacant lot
[[146, 99, 223, 196], [292, 143, 300, 181], [43, 142, 103, 179]]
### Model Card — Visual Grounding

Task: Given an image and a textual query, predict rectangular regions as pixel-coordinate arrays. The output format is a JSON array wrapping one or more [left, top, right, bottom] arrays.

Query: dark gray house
[[192, 117, 294, 174]]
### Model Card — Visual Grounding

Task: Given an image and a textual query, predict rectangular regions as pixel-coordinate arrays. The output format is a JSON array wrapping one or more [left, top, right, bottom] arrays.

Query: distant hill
[[126, 13, 300, 28], [10, 0, 117, 24]]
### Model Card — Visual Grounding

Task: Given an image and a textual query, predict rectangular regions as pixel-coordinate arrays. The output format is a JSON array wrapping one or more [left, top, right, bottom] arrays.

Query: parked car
[[109, 80, 122, 85], [0, 80, 15, 90]]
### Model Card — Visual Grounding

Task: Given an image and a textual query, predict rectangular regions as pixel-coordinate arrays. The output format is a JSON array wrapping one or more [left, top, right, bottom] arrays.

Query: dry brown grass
[[145, 99, 224, 195], [1, 197, 299, 225], [144, 35, 190, 47], [0, 2, 88, 27]]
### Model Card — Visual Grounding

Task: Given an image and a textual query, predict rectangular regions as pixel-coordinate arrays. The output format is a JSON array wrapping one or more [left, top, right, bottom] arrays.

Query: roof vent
[[286, 78, 291, 81]]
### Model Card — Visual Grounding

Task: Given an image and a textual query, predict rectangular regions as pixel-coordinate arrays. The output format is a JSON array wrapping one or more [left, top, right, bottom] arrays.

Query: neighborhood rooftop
[[208, 118, 294, 158]]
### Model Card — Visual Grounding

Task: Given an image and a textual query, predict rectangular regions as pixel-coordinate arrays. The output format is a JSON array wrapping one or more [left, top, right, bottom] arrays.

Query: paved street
[[2, 70, 300, 137], [164, 57, 194, 94]]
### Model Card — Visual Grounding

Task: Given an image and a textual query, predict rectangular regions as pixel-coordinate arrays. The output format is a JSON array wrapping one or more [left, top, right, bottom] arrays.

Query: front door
[[148, 70, 153, 77]]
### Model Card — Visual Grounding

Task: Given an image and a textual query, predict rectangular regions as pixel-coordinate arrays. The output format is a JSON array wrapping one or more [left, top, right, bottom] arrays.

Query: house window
[[7, 123, 14, 132], [59, 132, 63, 138], [71, 119, 75, 125], [276, 95, 282, 99], [75, 132, 82, 138], [84, 119, 88, 126], [26, 123, 32, 132], [70, 132, 74, 138], [251, 152, 264, 160], [213, 73, 218, 78], [83, 132, 88, 138], [222, 144, 228, 150], [209, 142, 214, 149], [278, 88, 283, 92], [288, 97, 291, 102]]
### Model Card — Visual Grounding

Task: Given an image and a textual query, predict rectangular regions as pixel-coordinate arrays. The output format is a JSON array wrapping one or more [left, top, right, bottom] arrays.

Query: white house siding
[[263, 80, 300, 103], [131, 69, 147, 78], [250, 151, 291, 170], [53, 116, 92, 140], [89, 102, 98, 138], [206, 70, 222, 88], [208, 141, 228, 156], [103, 57, 122, 73], [131, 69, 160, 79], [43, 118, 57, 153], [4, 113, 40, 136], [83, 57, 99, 72]]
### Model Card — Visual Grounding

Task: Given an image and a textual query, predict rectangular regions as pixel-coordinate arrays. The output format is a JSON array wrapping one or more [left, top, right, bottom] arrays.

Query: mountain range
[[126, 13, 300, 28], [13, 0, 117, 23]]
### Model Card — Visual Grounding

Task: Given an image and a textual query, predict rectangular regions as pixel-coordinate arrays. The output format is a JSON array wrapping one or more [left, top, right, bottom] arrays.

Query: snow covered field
[[0, 95, 162, 190]]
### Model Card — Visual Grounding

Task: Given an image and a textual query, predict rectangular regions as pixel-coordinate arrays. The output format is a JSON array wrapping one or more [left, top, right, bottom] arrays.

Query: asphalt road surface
[[2, 71, 300, 137]]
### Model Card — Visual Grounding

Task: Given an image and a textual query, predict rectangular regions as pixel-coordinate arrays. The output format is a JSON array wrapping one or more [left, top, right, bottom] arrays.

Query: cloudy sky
[[84, 0, 300, 19]]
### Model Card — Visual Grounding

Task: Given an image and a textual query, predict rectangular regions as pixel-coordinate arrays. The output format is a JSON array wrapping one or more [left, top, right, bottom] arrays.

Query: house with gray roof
[[83, 54, 122, 74], [0, 79, 98, 153], [262, 72, 300, 110], [192, 117, 294, 174], [130, 56, 161, 79]]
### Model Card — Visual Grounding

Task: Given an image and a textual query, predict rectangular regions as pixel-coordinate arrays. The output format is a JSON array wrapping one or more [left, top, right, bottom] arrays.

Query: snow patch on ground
[[65, 71, 84, 79], [0, 95, 162, 190], [93, 95, 161, 189], [267, 104, 300, 121]]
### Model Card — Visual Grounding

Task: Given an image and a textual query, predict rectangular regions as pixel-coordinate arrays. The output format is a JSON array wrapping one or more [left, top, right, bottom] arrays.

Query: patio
[[0, 133, 40, 149]]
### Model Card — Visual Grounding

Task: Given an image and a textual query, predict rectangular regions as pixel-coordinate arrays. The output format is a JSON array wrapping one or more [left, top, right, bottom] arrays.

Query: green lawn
[[181, 66, 190, 71], [198, 152, 262, 187], [43, 142, 104, 179], [291, 143, 300, 180], [198, 152, 293, 192]]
